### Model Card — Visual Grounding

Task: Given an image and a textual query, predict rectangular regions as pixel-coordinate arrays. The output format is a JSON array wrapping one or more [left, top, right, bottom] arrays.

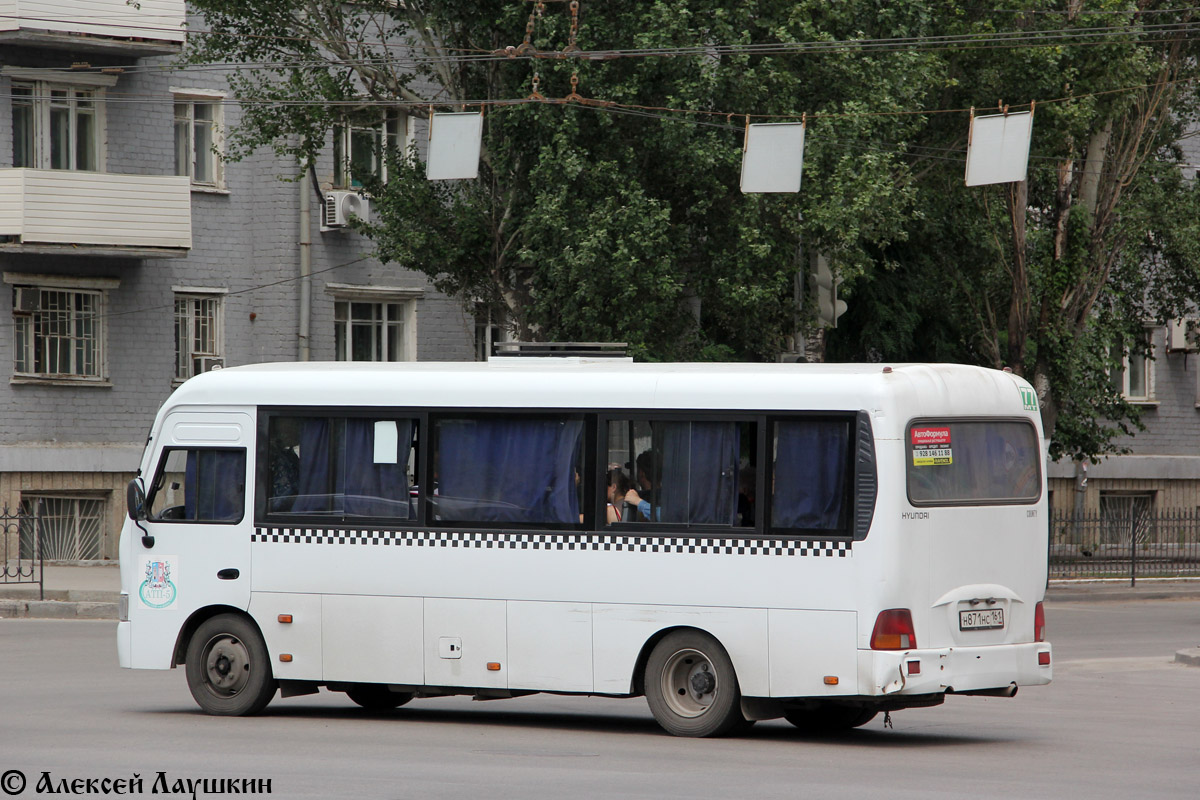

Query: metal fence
[[1050, 509, 1200, 583], [1, 505, 42, 599]]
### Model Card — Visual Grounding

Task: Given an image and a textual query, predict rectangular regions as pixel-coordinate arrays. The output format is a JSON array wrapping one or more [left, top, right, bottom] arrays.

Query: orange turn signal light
[[279, 654, 293, 663], [486, 662, 502, 671], [823, 676, 839, 686], [278, 614, 293, 624]]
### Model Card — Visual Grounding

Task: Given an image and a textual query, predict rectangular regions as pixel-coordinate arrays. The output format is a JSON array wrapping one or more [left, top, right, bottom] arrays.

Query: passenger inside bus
[[606, 468, 632, 523]]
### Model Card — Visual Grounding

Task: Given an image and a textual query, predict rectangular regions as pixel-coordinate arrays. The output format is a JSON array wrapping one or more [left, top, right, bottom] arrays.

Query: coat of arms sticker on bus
[[138, 556, 179, 610], [911, 427, 953, 466]]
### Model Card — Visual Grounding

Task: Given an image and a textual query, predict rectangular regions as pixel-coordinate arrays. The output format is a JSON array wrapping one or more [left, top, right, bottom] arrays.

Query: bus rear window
[[906, 420, 1040, 506]]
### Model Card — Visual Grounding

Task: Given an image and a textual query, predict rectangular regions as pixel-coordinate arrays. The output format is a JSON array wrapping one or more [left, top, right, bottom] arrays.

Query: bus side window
[[605, 419, 749, 528], [148, 448, 247, 523], [431, 416, 583, 526], [770, 419, 852, 534], [267, 415, 416, 519]]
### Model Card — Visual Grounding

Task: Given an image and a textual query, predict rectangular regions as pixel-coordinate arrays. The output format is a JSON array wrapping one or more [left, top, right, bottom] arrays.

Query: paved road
[[0, 600, 1197, 800]]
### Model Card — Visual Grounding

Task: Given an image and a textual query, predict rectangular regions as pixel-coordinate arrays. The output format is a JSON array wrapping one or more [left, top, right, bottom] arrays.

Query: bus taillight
[[870, 609, 917, 650], [1034, 601, 1046, 642]]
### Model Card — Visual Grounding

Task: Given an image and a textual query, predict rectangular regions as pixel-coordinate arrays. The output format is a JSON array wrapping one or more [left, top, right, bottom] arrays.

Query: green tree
[[826, 0, 1200, 460], [188, 0, 934, 360]]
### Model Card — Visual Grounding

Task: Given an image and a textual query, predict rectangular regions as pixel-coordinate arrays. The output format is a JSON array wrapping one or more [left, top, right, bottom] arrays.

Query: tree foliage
[[188, 0, 933, 360], [824, 1, 1200, 460], [189, 0, 1200, 459]]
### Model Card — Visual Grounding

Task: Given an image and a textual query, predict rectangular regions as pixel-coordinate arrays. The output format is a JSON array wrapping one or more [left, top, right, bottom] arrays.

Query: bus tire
[[345, 684, 414, 710], [184, 613, 276, 716], [644, 630, 745, 737], [784, 704, 877, 733]]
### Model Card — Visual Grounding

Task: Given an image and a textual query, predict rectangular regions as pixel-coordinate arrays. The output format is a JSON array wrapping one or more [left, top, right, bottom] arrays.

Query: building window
[[474, 303, 512, 361], [334, 300, 412, 361], [174, 292, 224, 381], [333, 110, 408, 188], [20, 495, 105, 561], [1099, 491, 1155, 545], [12, 284, 107, 381], [1110, 331, 1153, 401], [11, 82, 102, 171], [174, 96, 223, 187]]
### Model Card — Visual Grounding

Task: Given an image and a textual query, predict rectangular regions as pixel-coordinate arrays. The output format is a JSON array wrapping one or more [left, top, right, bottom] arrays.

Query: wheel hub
[[690, 670, 716, 695], [203, 636, 250, 696], [661, 648, 719, 718]]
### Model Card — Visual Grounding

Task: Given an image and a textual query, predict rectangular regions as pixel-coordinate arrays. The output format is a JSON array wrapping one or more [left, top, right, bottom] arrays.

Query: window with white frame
[[174, 291, 225, 380], [474, 302, 512, 361], [1109, 330, 1154, 402], [10, 280, 112, 381], [10, 81, 103, 171], [173, 95, 224, 187], [334, 299, 413, 362], [333, 110, 409, 188]]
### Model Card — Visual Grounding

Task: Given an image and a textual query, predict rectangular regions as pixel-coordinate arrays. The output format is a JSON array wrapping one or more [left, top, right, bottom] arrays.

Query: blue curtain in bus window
[[657, 422, 739, 525], [184, 450, 245, 521], [292, 418, 332, 512], [772, 420, 849, 530], [437, 419, 582, 524], [343, 419, 413, 518]]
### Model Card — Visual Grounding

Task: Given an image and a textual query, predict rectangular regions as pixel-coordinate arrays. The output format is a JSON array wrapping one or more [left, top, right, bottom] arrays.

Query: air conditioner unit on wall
[[12, 287, 38, 314], [1166, 319, 1199, 353], [193, 356, 224, 374], [322, 191, 371, 231]]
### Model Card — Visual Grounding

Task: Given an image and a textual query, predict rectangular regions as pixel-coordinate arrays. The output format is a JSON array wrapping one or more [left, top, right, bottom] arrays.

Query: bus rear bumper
[[861, 642, 1052, 696]]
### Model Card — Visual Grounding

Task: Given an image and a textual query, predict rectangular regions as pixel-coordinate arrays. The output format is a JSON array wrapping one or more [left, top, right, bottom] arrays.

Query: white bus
[[118, 360, 1051, 737]]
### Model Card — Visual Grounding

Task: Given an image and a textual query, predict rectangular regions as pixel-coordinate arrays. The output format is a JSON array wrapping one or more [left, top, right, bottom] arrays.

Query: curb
[[0, 599, 117, 620], [1176, 648, 1200, 667]]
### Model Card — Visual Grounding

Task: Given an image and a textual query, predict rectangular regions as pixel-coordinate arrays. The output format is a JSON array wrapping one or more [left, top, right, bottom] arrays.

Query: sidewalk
[[4, 565, 1200, 621], [0, 563, 120, 620]]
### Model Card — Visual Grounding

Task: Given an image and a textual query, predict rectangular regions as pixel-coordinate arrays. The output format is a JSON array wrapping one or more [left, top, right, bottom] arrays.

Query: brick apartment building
[[0, 2, 474, 561]]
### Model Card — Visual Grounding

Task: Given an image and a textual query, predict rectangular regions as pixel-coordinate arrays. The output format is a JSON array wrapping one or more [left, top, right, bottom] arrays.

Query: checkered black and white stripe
[[252, 527, 851, 557]]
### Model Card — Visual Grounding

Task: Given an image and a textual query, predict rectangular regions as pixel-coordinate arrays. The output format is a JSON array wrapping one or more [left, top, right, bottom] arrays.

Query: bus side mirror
[[126, 478, 147, 522]]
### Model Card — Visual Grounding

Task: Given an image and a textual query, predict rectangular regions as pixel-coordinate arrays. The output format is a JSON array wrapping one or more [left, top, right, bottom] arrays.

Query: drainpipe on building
[[298, 170, 312, 361]]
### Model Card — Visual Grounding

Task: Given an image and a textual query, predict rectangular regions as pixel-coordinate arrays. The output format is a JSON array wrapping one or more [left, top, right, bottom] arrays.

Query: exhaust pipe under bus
[[949, 684, 1019, 698]]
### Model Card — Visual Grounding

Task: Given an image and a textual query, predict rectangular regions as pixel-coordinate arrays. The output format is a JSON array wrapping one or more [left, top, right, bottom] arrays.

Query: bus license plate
[[959, 608, 1004, 631]]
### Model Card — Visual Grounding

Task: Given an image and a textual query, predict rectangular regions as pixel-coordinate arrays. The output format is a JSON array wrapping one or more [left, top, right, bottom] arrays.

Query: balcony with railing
[[0, 0, 185, 55], [0, 169, 192, 257]]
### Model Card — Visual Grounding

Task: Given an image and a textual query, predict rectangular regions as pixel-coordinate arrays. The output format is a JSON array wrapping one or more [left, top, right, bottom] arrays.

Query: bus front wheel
[[184, 613, 276, 716], [644, 630, 745, 737]]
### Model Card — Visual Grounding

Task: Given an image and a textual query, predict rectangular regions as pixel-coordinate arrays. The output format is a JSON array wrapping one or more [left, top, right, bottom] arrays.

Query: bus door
[[128, 412, 254, 669]]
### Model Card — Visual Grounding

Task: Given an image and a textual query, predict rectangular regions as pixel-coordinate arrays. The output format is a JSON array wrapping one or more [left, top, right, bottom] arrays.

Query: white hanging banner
[[965, 109, 1034, 186], [740, 122, 806, 194], [426, 111, 484, 181]]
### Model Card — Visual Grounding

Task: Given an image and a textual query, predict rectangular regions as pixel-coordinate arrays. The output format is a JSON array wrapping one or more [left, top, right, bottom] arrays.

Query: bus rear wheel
[[184, 613, 276, 716], [644, 630, 745, 737], [345, 684, 414, 710], [783, 704, 878, 733]]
